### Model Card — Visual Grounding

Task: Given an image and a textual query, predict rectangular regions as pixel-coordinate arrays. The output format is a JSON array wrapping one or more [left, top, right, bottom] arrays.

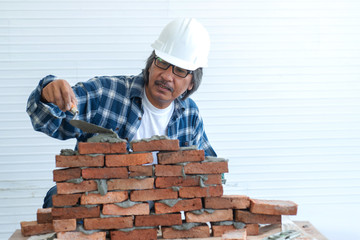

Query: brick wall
[[20, 137, 297, 239]]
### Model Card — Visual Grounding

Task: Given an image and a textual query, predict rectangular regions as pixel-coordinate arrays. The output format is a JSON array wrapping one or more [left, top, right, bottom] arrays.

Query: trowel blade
[[69, 119, 115, 135]]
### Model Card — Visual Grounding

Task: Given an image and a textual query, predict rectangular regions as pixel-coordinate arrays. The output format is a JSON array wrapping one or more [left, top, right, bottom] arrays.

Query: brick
[[157, 149, 205, 164], [212, 225, 237, 237], [131, 139, 180, 152], [179, 185, 223, 198], [37, 208, 52, 223], [204, 195, 250, 209], [81, 191, 128, 205], [56, 155, 104, 168], [52, 194, 81, 207], [53, 168, 81, 182], [56, 231, 106, 239], [107, 178, 154, 191], [82, 167, 128, 179], [103, 203, 149, 216], [155, 176, 198, 188], [130, 188, 178, 201], [111, 228, 157, 240], [162, 225, 210, 239], [84, 216, 133, 230], [53, 219, 76, 232], [78, 141, 127, 154], [246, 223, 259, 236], [52, 206, 100, 220], [155, 164, 183, 176], [154, 198, 202, 214], [250, 199, 298, 215], [186, 209, 233, 223], [129, 165, 153, 177], [184, 161, 228, 174], [155, 175, 222, 188], [135, 213, 182, 227], [221, 229, 247, 240], [20, 221, 53, 237], [234, 210, 281, 224], [56, 180, 97, 194], [204, 174, 223, 185], [106, 152, 153, 167]]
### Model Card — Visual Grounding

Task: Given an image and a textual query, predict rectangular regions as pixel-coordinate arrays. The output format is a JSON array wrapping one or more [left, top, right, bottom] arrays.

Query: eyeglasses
[[154, 56, 193, 78]]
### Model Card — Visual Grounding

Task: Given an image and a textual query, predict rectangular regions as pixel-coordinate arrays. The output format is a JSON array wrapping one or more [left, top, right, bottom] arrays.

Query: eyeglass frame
[[153, 56, 193, 78]]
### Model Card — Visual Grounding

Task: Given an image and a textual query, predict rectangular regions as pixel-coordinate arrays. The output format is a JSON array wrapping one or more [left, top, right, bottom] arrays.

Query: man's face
[[145, 60, 194, 109]]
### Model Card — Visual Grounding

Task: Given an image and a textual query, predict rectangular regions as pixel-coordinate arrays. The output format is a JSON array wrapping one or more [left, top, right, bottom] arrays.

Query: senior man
[[27, 18, 216, 208]]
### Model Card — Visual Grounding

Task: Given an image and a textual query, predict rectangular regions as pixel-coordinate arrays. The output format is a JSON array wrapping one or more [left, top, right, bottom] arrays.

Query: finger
[[60, 85, 72, 111]]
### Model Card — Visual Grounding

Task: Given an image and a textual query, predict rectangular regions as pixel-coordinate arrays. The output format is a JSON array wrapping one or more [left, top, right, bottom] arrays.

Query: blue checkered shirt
[[27, 74, 216, 156]]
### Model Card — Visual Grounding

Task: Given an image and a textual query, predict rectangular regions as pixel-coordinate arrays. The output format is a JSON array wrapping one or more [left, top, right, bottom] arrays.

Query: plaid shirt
[[27, 74, 216, 156]]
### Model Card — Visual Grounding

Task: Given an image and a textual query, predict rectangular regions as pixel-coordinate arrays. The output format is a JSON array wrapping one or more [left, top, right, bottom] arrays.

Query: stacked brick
[[20, 137, 298, 239]]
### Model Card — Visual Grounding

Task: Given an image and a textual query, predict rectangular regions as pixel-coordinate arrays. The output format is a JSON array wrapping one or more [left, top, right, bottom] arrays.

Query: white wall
[[1, 0, 360, 239]]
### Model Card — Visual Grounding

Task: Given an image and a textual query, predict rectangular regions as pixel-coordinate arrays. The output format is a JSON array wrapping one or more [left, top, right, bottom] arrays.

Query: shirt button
[[184, 142, 189, 146], [138, 117, 142, 120]]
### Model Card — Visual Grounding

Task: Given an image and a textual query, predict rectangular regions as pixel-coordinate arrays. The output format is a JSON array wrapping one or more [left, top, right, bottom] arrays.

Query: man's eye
[[176, 68, 187, 74]]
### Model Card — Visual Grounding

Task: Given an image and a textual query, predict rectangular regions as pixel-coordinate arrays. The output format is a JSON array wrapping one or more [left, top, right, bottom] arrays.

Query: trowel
[[68, 105, 116, 135]]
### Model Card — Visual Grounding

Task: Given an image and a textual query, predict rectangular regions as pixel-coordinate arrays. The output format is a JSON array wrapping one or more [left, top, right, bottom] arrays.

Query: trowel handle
[[70, 104, 79, 117]]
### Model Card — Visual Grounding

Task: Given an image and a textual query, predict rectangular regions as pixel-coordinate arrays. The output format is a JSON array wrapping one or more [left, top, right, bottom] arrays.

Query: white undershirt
[[134, 89, 175, 164]]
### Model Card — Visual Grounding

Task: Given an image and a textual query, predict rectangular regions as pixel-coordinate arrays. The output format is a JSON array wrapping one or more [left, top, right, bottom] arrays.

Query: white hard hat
[[151, 18, 210, 71]]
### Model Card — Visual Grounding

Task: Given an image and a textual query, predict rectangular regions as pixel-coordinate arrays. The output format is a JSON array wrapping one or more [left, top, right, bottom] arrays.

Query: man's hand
[[41, 79, 78, 112]]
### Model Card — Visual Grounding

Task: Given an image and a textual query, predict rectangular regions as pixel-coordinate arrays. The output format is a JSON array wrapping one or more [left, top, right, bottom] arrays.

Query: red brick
[[53, 168, 81, 182], [212, 225, 237, 237], [204, 195, 250, 209], [56, 155, 104, 168], [84, 216, 133, 230], [82, 167, 128, 179], [131, 139, 180, 152], [234, 210, 281, 224], [157, 149, 205, 164], [186, 209, 233, 223], [20, 221, 53, 237], [130, 188, 178, 201], [81, 191, 128, 205], [184, 161, 228, 174], [107, 178, 154, 191], [106, 152, 153, 167], [57, 231, 106, 239], [52, 194, 81, 207], [179, 185, 223, 198], [56, 180, 97, 194], [129, 165, 153, 177], [52, 206, 100, 220], [155, 198, 202, 214], [162, 225, 210, 239], [53, 219, 76, 232], [135, 213, 182, 227], [155, 175, 222, 188], [37, 208, 52, 223], [204, 174, 223, 185], [246, 223, 259, 236], [78, 141, 127, 154], [155, 164, 183, 177], [111, 228, 157, 240], [250, 199, 298, 215], [221, 229, 247, 240], [103, 203, 149, 216]]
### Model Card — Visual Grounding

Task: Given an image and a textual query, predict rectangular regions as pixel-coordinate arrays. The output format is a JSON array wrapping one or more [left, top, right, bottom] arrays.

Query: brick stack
[[20, 137, 298, 239]]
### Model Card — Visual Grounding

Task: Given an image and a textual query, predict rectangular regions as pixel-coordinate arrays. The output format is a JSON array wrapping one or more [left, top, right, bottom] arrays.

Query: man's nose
[[160, 66, 175, 81]]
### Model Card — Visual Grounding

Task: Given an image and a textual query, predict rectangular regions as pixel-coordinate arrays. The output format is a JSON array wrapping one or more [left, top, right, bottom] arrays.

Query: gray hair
[[142, 51, 203, 100]]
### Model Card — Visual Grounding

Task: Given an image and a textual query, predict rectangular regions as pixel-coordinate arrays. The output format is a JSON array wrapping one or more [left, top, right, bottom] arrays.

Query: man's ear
[[187, 82, 194, 91]]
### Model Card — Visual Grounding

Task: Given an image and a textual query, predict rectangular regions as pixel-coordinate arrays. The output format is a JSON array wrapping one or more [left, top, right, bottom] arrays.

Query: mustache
[[155, 80, 174, 92]]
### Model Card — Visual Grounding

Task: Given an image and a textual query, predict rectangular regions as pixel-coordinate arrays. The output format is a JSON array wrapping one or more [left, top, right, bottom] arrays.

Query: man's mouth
[[155, 80, 174, 93]]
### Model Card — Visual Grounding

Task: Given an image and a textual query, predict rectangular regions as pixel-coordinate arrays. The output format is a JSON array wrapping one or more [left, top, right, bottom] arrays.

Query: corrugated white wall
[[1, 0, 359, 239]]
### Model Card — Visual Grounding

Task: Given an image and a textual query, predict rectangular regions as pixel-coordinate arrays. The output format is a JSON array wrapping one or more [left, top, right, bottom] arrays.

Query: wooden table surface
[[9, 221, 327, 240]]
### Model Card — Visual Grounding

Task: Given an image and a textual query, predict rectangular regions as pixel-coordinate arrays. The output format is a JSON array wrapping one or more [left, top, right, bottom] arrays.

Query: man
[[27, 18, 216, 207]]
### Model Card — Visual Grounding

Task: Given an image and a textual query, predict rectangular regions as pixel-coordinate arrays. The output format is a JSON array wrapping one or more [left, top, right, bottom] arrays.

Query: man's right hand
[[41, 79, 78, 112]]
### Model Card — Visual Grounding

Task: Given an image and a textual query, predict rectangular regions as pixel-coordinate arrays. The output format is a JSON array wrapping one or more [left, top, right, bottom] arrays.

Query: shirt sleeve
[[26, 75, 103, 140], [192, 113, 217, 157]]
